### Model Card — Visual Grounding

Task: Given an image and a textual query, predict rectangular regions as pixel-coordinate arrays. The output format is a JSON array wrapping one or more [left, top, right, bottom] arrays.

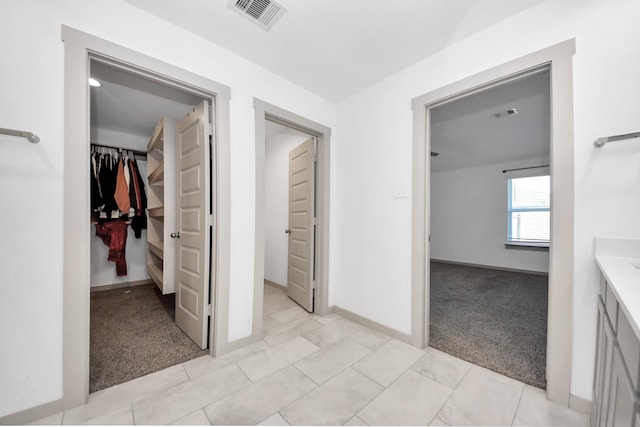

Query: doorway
[[88, 59, 211, 392], [253, 99, 331, 345], [62, 26, 231, 412], [264, 121, 317, 314], [428, 69, 551, 389], [411, 40, 575, 405]]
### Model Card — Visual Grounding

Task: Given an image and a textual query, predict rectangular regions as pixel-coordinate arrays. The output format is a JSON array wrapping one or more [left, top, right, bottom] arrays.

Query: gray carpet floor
[[429, 261, 548, 389], [90, 283, 208, 393]]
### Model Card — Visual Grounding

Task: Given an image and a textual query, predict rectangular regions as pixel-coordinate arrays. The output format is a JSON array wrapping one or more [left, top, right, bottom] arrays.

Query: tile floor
[[33, 284, 591, 426]]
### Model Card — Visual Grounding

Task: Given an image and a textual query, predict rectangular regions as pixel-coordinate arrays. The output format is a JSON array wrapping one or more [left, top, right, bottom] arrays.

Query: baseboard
[[430, 258, 549, 277], [0, 396, 66, 425], [90, 279, 154, 292], [216, 334, 259, 356], [331, 306, 413, 346], [264, 279, 286, 291], [569, 394, 592, 414]]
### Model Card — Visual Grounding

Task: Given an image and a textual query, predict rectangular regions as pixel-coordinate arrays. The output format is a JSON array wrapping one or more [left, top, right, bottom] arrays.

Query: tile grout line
[[429, 358, 477, 425], [510, 384, 526, 426]]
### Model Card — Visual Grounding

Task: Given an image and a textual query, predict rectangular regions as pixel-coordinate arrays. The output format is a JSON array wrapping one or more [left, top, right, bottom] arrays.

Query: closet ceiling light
[[89, 78, 102, 87]]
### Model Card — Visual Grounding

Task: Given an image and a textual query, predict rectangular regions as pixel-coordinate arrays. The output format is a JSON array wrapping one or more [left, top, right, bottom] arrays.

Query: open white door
[[286, 138, 315, 312], [174, 101, 211, 349]]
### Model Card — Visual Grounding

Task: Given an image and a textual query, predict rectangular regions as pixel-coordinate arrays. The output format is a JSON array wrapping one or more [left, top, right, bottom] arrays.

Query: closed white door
[[175, 101, 211, 349], [286, 138, 315, 312]]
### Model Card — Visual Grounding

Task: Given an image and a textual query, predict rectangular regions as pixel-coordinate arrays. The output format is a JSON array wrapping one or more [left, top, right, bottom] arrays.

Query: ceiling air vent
[[229, 0, 287, 31]]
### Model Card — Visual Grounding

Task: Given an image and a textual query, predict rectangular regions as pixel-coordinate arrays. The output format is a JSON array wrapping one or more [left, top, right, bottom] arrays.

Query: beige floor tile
[[349, 328, 392, 351], [512, 386, 591, 426], [263, 294, 299, 316], [436, 365, 524, 426], [358, 370, 452, 426], [80, 405, 133, 425], [132, 364, 251, 425], [170, 409, 211, 425], [264, 284, 284, 296], [182, 340, 270, 379], [295, 338, 372, 384], [270, 305, 310, 324], [205, 366, 316, 425], [352, 339, 424, 387], [302, 318, 362, 348], [263, 317, 323, 346], [310, 312, 342, 325], [63, 364, 189, 424], [411, 347, 472, 389], [280, 368, 384, 426], [30, 411, 64, 425], [237, 336, 319, 382], [258, 413, 290, 425], [344, 415, 369, 425], [429, 417, 450, 426]]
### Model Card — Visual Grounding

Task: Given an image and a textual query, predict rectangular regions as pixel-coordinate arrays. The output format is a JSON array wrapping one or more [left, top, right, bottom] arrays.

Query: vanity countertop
[[595, 237, 640, 339]]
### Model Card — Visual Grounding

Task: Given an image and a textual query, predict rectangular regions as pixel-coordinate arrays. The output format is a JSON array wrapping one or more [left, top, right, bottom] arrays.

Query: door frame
[[253, 99, 331, 341], [411, 39, 576, 405], [61, 25, 232, 412]]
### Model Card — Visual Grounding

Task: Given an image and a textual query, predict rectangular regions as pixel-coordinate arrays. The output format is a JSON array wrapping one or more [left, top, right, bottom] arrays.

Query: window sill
[[505, 242, 550, 252]]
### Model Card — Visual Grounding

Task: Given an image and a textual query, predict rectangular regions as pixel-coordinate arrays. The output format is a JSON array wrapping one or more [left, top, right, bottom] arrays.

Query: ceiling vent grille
[[229, 0, 287, 31]]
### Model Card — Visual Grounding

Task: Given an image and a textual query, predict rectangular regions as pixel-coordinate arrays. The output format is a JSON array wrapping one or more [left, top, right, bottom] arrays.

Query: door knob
[[284, 229, 291, 234], [170, 232, 181, 238]]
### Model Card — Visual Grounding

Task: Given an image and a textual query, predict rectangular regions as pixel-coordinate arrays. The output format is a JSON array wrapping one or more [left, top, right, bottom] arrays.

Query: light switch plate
[[394, 182, 409, 198]]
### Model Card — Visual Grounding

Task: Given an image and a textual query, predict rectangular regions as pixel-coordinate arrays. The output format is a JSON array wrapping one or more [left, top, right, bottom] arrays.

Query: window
[[507, 174, 550, 246]]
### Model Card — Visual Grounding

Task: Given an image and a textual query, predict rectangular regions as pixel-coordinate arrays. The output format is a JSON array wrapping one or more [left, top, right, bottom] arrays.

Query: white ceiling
[[90, 61, 203, 137], [430, 70, 550, 172], [123, 0, 547, 102]]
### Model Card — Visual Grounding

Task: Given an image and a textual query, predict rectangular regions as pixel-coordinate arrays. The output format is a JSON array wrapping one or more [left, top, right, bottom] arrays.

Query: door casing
[[52, 25, 232, 420], [253, 99, 331, 344], [411, 39, 576, 406]]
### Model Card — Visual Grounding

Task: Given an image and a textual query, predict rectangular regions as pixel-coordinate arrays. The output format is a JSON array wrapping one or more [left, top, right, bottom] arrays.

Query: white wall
[[264, 130, 311, 287], [0, 0, 336, 417], [90, 128, 150, 287], [431, 157, 550, 273], [334, 0, 640, 401]]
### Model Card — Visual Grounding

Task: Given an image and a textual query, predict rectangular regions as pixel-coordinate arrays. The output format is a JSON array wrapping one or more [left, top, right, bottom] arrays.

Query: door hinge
[[207, 214, 214, 227], [208, 123, 214, 135], [207, 304, 212, 316]]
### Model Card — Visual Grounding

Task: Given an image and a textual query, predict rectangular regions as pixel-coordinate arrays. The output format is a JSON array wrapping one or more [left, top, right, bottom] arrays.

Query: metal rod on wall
[[502, 165, 549, 174], [0, 127, 40, 143], [593, 131, 640, 148]]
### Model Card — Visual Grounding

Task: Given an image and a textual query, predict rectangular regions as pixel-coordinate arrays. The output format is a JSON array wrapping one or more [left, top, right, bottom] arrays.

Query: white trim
[[411, 39, 576, 406]]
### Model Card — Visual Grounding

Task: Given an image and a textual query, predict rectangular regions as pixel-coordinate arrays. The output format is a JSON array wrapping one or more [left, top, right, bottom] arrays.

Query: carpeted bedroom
[[429, 260, 548, 389]]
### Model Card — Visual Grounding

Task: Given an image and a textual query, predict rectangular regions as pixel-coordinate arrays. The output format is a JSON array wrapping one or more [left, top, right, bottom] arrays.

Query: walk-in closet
[[89, 60, 208, 392]]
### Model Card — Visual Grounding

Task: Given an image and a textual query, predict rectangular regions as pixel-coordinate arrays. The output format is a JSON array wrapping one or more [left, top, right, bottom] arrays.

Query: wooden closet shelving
[[146, 117, 177, 295]]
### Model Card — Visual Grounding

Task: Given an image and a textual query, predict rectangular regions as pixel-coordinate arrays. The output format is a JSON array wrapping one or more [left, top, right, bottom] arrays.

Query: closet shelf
[[147, 119, 165, 153], [148, 163, 164, 185], [148, 240, 164, 259], [147, 262, 163, 287], [147, 206, 164, 218]]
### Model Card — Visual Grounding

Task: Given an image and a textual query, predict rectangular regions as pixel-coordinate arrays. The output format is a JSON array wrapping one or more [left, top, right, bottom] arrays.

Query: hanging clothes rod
[[0, 127, 40, 143], [502, 165, 549, 174], [91, 142, 147, 158], [593, 131, 640, 148]]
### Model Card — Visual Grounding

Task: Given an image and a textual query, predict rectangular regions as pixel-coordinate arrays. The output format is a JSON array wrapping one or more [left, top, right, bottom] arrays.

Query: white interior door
[[175, 100, 211, 349], [286, 138, 315, 312]]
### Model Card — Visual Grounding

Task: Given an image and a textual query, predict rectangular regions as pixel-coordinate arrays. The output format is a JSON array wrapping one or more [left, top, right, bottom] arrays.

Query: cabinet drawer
[[606, 283, 619, 332], [618, 309, 640, 392], [600, 274, 607, 299]]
